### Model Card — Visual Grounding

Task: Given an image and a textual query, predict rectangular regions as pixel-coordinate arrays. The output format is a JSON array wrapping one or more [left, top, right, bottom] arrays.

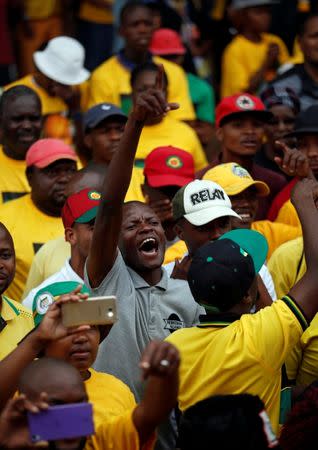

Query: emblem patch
[[166, 156, 183, 169], [236, 95, 255, 110], [36, 292, 54, 315], [88, 191, 101, 200]]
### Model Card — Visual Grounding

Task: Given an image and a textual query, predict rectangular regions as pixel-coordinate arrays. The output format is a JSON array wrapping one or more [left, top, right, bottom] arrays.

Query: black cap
[[188, 239, 256, 312], [286, 105, 318, 138], [83, 103, 127, 132]]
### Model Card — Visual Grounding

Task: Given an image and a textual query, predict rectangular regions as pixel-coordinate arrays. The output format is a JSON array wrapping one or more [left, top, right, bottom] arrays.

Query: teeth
[[141, 238, 155, 245]]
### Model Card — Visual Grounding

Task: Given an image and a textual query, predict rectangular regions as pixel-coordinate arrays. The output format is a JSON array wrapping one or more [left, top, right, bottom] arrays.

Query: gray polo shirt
[[84, 251, 203, 401]]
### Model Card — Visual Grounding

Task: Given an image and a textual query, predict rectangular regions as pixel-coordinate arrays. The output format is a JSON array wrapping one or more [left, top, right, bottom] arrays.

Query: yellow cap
[[203, 163, 270, 197]]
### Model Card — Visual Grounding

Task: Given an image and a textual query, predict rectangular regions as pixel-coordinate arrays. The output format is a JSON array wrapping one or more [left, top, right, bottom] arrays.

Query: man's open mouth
[[138, 237, 159, 256]]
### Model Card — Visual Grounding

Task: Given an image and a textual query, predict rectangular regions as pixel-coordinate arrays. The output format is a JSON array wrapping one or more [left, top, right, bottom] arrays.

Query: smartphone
[[28, 402, 94, 442], [61, 296, 117, 327]]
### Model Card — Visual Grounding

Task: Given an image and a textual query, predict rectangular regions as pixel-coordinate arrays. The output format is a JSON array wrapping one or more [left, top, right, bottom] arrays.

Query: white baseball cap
[[172, 179, 240, 226], [33, 36, 90, 86]]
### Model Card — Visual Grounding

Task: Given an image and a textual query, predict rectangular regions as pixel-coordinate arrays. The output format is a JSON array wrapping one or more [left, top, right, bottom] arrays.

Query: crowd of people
[[1, 0, 318, 449]]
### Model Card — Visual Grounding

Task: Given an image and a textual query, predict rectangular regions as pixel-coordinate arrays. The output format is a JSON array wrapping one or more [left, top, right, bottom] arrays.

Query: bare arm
[[86, 66, 179, 287], [289, 179, 318, 320], [133, 341, 179, 446]]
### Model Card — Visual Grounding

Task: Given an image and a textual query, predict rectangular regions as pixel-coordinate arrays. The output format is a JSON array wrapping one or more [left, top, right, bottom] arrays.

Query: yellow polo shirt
[[166, 297, 307, 433], [85, 368, 136, 429], [85, 409, 155, 450], [0, 296, 34, 360], [0, 195, 64, 301], [0, 146, 30, 204], [221, 33, 289, 98], [25, 0, 62, 19], [88, 55, 195, 121]]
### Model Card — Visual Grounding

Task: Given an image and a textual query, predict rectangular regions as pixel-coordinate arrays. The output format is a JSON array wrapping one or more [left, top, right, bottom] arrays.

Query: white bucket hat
[[33, 36, 90, 86]]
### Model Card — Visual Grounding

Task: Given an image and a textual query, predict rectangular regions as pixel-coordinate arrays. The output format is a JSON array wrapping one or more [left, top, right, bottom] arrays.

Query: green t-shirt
[[187, 73, 215, 124]]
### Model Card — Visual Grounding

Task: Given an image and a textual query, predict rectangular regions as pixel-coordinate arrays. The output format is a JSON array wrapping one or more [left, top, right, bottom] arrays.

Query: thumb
[[166, 102, 180, 111]]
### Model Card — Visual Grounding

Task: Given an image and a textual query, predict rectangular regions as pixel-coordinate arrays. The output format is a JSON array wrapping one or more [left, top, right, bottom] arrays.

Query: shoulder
[[3, 296, 33, 320], [263, 33, 286, 45], [91, 56, 118, 78], [89, 369, 132, 392], [271, 236, 303, 259], [270, 65, 303, 84]]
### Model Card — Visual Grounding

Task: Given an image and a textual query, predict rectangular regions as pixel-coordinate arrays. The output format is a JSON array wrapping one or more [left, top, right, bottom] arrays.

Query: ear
[[173, 222, 184, 240], [215, 127, 224, 143], [65, 227, 77, 246]]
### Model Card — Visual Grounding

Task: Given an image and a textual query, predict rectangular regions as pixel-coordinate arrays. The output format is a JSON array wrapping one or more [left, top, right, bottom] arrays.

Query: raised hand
[[35, 285, 90, 344], [291, 178, 318, 210], [274, 140, 312, 179], [131, 64, 179, 124], [170, 255, 192, 280], [139, 340, 180, 381], [0, 393, 49, 449]]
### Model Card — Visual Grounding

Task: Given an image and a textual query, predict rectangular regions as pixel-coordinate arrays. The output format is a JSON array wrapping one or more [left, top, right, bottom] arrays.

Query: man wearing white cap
[[165, 179, 276, 300], [5, 36, 90, 144]]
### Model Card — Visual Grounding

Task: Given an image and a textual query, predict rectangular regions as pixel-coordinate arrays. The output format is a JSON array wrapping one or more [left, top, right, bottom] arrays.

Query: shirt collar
[[198, 311, 241, 328], [117, 49, 153, 71], [1, 296, 20, 322], [127, 265, 168, 291]]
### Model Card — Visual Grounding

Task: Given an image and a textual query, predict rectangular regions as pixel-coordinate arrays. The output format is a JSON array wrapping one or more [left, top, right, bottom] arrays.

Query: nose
[[73, 331, 89, 343], [139, 220, 153, 233], [20, 118, 32, 130], [109, 129, 121, 141]]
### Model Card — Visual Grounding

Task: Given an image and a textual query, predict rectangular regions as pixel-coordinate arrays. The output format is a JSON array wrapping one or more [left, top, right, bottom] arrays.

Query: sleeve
[[87, 410, 155, 450], [84, 251, 134, 299], [221, 44, 250, 98], [22, 287, 36, 309], [259, 264, 277, 300], [242, 297, 307, 373]]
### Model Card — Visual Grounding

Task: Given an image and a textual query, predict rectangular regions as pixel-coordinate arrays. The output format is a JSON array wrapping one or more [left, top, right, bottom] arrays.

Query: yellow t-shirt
[[221, 33, 290, 98], [0, 296, 34, 360], [25, 0, 62, 19], [85, 409, 155, 450], [79, 1, 113, 24], [0, 146, 30, 204], [275, 199, 300, 229], [88, 55, 195, 121], [0, 195, 64, 301], [22, 236, 69, 298], [136, 116, 207, 171], [166, 297, 307, 433], [5, 75, 68, 116], [85, 368, 136, 429], [164, 240, 187, 265], [252, 220, 301, 260]]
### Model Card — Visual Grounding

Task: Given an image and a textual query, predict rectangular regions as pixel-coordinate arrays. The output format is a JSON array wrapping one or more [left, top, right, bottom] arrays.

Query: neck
[[69, 252, 85, 280], [304, 61, 318, 83], [123, 47, 148, 64], [220, 149, 254, 171], [31, 195, 61, 217], [241, 29, 262, 43], [3, 145, 26, 161], [138, 267, 162, 286], [80, 369, 91, 381], [33, 72, 47, 90]]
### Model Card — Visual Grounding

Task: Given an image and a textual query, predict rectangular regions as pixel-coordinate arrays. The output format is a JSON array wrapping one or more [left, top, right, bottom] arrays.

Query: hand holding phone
[[28, 403, 94, 442]]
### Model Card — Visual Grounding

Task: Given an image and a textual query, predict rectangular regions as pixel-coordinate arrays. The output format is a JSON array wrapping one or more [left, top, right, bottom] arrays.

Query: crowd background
[[1, 1, 318, 450]]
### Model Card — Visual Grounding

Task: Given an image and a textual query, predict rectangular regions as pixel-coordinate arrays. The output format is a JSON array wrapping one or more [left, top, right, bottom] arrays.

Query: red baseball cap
[[215, 93, 273, 128], [144, 146, 195, 188], [62, 188, 101, 229], [26, 138, 77, 168], [150, 28, 186, 56]]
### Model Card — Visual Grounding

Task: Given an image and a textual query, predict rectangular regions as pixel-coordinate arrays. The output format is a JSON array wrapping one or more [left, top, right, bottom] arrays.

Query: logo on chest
[[164, 313, 184, 333]]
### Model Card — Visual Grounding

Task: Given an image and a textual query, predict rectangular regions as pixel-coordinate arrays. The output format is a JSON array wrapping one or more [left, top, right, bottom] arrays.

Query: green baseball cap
[[219, 229, 268, 273]]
